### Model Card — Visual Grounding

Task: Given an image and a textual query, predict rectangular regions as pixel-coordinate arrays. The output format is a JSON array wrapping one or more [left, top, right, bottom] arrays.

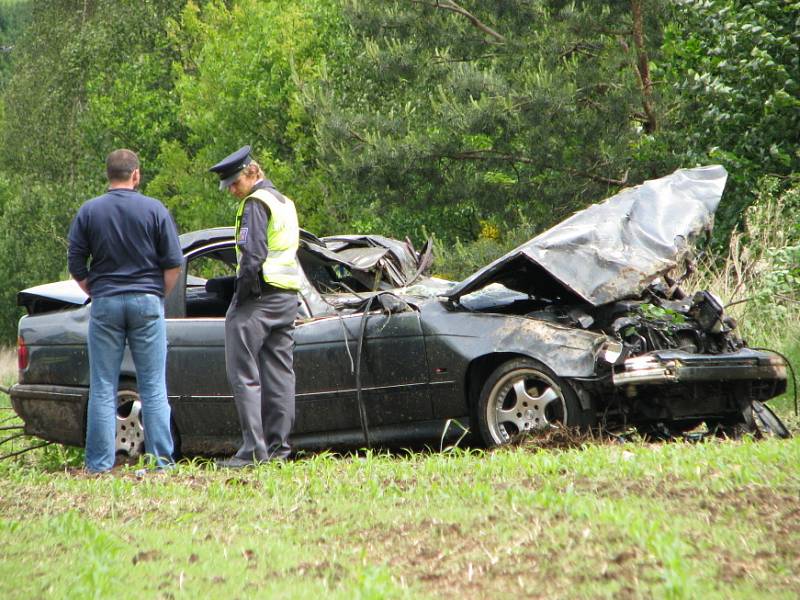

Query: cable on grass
[[0, 441, 51, 461]]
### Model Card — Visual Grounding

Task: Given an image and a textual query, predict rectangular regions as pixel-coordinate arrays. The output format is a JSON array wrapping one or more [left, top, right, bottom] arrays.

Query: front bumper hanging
[[612, 348, 788, 387]]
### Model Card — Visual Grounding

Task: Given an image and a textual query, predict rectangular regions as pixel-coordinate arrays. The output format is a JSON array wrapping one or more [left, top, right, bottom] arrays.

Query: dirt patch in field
[[328, 477, 800, 598], [340, 515, 669, 598]]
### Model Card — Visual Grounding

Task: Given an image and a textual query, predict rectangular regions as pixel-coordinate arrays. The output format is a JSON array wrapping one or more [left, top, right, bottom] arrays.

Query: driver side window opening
[[184, 246, 237, 318], [183, 244, 316, 320]]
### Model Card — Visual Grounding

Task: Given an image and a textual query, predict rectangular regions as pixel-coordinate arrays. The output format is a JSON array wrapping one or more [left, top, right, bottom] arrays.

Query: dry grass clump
[[682, 185, 799, 347], [513, 425, 611, 451], [0, 346, 17, 384]]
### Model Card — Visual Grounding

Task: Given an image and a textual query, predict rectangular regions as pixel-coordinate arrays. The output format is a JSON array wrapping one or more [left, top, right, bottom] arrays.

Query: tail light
[[17, 336, 28, 370]]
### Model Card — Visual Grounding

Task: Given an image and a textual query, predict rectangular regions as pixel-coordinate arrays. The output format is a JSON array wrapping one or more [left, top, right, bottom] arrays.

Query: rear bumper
[[9, 383, 87, 446], [612, 348, 787, 387]]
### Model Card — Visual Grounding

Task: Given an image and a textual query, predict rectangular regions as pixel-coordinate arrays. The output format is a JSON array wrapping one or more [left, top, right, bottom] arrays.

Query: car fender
[[422, 309, 608, 378]]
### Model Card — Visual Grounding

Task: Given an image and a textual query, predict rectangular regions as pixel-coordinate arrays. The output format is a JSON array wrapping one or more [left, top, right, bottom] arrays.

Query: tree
[[1, 0, 185, 179], [0, 0, 31, 91], [0, 0, 185, 340], [657, 0, 800, 233], [303, 0, 670, 243], [148, 0, 346, 234]]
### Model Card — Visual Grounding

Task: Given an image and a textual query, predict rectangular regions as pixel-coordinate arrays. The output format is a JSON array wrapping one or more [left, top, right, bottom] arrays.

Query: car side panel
[[349, 311, 432, 425], [419, 303, 608, 418], [17, 310, 91, 387], [293, 311, 431, 434]]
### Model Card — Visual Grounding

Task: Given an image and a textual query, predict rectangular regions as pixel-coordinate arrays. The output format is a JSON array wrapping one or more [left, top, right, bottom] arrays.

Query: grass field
[[2, 384, 799, 599]]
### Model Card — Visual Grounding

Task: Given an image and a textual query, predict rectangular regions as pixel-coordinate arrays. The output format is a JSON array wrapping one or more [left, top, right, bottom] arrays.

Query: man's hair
[[106, 149, 140, 182], [242, 161, 265, 180]]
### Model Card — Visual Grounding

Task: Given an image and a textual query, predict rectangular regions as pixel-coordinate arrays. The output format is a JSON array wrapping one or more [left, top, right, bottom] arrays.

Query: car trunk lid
[[18, 280, 88, 315]]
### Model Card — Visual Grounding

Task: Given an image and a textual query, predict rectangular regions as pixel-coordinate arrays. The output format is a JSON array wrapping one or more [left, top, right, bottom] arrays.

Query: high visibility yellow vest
[[234, 187, 301, 291]]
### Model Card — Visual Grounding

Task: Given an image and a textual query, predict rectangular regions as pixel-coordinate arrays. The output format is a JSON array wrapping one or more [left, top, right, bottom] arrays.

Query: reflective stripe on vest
[[234, 187, 301, 291]]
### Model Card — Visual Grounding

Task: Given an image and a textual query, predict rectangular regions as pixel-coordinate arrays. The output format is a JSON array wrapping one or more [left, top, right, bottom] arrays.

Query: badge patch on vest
[[238, 227, 248, 244]]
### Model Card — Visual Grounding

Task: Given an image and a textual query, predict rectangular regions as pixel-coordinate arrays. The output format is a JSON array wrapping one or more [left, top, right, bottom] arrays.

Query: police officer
[[209, 146, 301, 467]]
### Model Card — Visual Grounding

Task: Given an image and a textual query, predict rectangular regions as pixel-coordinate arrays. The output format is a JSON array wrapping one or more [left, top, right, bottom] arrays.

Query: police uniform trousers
[[224, 290, 297, 461]]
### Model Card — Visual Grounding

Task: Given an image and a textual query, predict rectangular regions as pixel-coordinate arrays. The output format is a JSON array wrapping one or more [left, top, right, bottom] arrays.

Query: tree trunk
[[631, 0, 657, 133]]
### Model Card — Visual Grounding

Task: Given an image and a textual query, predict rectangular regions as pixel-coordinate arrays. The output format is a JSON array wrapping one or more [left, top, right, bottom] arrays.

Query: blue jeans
[[85, 293, 174, 472]]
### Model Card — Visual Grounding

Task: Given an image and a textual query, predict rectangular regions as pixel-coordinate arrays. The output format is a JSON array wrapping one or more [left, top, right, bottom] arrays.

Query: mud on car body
[[9, 166, 790, 460]]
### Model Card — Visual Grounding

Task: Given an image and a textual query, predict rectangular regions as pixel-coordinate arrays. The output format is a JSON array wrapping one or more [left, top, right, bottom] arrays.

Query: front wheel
[[476, 358, 594, 447]]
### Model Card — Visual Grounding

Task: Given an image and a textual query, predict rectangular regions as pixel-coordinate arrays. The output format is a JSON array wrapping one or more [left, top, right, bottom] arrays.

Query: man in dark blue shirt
[[68, 149, 183, 474]]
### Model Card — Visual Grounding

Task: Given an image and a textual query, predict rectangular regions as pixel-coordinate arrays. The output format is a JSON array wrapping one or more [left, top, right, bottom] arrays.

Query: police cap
[[209, 145, 252, 190]]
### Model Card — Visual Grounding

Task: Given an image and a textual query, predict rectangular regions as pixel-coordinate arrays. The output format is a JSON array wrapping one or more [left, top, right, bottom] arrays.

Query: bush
[[432, 219, 541, 281], [685, 177, 799, 355]]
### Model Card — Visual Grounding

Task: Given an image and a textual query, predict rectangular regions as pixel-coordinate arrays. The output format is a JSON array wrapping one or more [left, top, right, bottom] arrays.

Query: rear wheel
[[114, 387, 181, 462], [476, 358, 594, 447], [116, 389, 144, 459]]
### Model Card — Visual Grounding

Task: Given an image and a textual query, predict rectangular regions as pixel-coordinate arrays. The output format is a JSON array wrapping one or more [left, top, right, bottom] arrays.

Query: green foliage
[[305, 1, 664, 243], [0, 176, 93, 339], [432, 218, 541, 281], [741, 178, 800, 329], [1, 0, 185, 179], [0, 0, 30, 90], [639, 303, 687, 324], [145, 140, 233, 234], [0, 1, 186, 340], [154, 0, 347, 234], [658, 0, 800, 233], [36, 443, 84, 470]]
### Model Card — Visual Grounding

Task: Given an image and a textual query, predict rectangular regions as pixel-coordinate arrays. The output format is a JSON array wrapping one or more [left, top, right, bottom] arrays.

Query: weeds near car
[[0, 347, 16, 383]]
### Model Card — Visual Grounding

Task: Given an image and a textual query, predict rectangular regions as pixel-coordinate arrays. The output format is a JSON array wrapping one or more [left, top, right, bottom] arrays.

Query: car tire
[[476, 358, 593, 447], [114, 386, 181, 461], [115, 388, 145, 459]]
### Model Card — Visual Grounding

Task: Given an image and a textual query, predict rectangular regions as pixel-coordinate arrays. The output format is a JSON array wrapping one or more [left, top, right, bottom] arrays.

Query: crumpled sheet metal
[[447, 165, 728, 306], [320, 235, 424, 288]]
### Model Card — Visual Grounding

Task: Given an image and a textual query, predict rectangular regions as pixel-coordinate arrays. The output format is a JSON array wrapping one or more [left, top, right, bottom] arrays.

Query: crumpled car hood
[[446, 165, 728, 306]]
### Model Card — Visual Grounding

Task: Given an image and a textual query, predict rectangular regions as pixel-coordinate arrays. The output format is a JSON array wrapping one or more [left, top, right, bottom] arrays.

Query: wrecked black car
[[8, 166, 790, 459]]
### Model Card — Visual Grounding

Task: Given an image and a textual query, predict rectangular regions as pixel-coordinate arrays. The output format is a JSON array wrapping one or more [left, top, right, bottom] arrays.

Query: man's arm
[[234, 199, 269, 304], [73, 277, 90, 296], [163, 266, 181, 296], [67, 210, 91, 296], [156, 205, 184, 297]]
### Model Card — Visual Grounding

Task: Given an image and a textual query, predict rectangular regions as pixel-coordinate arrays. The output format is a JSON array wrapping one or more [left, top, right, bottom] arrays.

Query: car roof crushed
[[18, 227, 434, 314], [446, 165, 728, 306]]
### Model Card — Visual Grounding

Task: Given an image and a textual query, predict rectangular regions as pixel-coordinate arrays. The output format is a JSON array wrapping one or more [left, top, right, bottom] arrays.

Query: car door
[[165, 242, 238, 453], [165, 240, 432, 451], [293, 306, 432, 436]]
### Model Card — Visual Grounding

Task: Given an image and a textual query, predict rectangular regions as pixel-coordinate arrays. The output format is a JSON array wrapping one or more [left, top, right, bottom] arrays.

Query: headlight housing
[[599, 340, 624, 365]]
